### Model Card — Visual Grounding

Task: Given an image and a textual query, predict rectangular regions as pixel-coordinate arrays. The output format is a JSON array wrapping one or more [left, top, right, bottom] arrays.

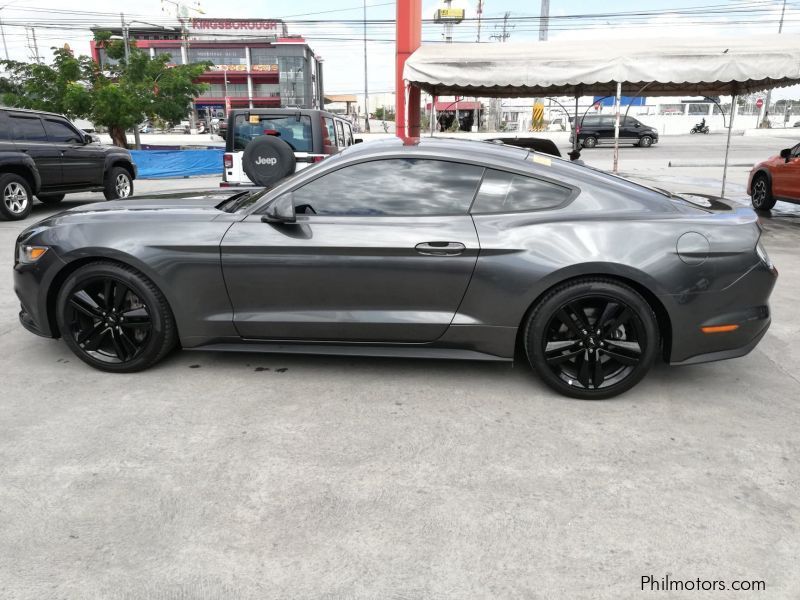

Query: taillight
[[576, 125, 581, 134], [223, 153, 233, 169]]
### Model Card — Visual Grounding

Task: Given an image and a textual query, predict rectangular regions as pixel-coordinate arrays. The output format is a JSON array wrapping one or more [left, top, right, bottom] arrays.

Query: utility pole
[[539, 0, 549, 41], [761, 0, 786, 127], [121, 14, 142, 150], [0, 16, 8, 61], [490, 12, 512, 130], [363, 0, 371, 132], [26, 27, 41, 63], [476, 0, 483, 42]]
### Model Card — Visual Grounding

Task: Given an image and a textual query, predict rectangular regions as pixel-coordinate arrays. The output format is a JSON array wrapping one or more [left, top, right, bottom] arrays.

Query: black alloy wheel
[[639, 135, 653, 148], [56, 262, 176, 372], [526, 279, 658, 399], [582, 136, 597, 148], [750, 173, 776, 210]]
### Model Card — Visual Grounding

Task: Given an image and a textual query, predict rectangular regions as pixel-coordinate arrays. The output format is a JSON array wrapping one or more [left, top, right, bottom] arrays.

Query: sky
[[1, 0, 799, 97]]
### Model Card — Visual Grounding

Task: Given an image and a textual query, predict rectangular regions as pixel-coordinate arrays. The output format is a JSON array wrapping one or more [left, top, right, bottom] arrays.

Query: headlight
[[756, 241, 772, 268], [17, 245, 49, 264]]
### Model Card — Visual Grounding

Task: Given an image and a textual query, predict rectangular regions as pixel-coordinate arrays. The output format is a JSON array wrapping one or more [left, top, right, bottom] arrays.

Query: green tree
[[374, 106, 395, 121], [0, 36, 209, 148]]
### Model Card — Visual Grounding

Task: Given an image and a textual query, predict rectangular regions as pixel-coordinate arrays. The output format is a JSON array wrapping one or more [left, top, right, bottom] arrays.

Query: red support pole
[[396, 0, 422, 140]]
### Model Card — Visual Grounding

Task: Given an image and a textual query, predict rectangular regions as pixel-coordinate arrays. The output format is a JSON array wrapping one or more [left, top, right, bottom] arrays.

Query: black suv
[[0, 107, 137, 220], [569, 114, 659, 149]]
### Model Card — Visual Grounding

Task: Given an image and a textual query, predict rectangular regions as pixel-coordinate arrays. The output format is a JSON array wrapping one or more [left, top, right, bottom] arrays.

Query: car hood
[[66, 189, 242, 213]]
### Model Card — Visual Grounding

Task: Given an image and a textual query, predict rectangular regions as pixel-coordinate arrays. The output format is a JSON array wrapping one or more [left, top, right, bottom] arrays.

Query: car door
[[771, 143, 800, 200], [220, 157, 484, 342], [42, 118, 102, 187], [8, 113, 62, 187]]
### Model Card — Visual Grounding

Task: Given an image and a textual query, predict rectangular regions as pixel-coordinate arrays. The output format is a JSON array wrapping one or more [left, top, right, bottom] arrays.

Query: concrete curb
[[668, 160, 753, 167]]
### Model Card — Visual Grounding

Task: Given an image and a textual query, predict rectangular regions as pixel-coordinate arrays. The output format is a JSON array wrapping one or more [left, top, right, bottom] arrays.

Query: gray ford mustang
[[14, 138, 777, 399]]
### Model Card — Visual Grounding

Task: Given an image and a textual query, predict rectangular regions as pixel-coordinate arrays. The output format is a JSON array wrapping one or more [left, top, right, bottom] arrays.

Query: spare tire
[[242, 135, 296, 187]]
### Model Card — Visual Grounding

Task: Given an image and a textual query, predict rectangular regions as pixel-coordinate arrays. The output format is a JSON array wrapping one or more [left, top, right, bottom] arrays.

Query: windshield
[[233, 115, 313, 152]]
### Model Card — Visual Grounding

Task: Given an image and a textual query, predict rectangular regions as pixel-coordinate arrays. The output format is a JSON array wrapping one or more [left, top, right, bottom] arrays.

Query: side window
[[345, 123, 354, 146], [10, 116, 48, 142], [290, 159, 483, 216], [471, 169, 572, 214], [44, 119, 83, 143], [322, 116, 336, 149], [334, 120, 345, 147]]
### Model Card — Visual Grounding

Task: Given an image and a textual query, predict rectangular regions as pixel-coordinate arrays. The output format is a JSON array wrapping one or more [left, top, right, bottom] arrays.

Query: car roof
[[229, 108, 344, 119], [340, 136, 532, 162], [0, 106, 67, 119]]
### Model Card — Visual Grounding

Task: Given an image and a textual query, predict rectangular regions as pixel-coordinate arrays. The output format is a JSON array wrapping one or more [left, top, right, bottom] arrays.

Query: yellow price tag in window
[[249, 115, 260, 124]]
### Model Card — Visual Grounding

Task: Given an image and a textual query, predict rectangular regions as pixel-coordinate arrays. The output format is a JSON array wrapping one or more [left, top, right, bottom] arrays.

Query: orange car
[[748, 144, 800, 210]]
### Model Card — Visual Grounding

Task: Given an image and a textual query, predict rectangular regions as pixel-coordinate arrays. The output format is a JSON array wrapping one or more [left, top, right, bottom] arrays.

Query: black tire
[[242, 135, 296, 187], [56, 261, 177, 373], [638, 135, 653, 148], [750, 173, 776, 210], [37, 193, 66, 205], [582, 136, 597, 149], [0, 172, 34, 220], [524, 278, 659, 400], [104, 167, 134, 200], [690, 129, 697, 134]]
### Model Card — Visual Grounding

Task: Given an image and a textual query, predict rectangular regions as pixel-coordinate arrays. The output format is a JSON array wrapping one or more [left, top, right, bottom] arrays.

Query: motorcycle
[[690, 122, 710, 134]]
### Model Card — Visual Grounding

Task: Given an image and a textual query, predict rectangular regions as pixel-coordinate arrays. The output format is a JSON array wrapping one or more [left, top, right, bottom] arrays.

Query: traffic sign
[[756, 98, 764, 109]]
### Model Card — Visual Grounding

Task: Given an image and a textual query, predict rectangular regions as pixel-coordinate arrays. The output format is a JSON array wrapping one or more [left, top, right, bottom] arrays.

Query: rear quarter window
[[233, 115, 312, 152], [471, 169, 572, 214]]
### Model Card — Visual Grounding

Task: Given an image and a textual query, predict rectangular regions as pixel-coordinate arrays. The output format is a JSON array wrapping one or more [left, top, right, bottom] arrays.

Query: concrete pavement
[[0, 143, 799, 599]]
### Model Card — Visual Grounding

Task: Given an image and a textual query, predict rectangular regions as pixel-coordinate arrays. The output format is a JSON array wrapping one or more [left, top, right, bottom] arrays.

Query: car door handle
[[415, 241, 466, 256]]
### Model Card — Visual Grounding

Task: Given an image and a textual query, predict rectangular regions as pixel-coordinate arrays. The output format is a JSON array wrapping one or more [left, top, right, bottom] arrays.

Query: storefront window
[[153, 47, 183, 65]]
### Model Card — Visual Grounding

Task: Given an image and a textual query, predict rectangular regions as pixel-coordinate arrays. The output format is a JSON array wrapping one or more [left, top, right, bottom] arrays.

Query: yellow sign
[[531, 103, 545, 132], [249, 115, 261, 124], [435, 7, 465, 22]]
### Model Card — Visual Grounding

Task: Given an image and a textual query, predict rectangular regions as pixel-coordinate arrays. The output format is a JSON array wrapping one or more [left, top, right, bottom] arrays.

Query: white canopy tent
[[404, 35, 800, 196]]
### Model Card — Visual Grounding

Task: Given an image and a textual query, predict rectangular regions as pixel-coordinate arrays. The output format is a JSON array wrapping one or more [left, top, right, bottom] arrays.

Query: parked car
[[0, 107, 137, 220], [221, 108, 356, 188], [748, 142, 800, 210], [569, 114, 659, 148], [14, 138, 776, 399]]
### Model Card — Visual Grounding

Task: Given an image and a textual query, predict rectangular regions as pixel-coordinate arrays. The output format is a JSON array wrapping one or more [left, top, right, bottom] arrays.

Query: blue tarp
[[130, 149, 224, 179]]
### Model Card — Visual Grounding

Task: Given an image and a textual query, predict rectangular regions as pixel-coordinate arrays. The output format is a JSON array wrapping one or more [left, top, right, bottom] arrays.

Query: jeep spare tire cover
[[242, 135, 296, 187]]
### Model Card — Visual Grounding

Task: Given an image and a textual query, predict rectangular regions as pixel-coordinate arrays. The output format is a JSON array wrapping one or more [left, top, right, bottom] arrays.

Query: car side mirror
[[353, 138, 363, 144], [261, 193, 296, 224], [780, 148, 791, 161], [84, 134, 93, 145]]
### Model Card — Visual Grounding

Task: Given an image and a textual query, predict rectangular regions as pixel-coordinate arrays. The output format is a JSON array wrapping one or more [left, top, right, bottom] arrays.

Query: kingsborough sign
[[190, 19, 288, 36]]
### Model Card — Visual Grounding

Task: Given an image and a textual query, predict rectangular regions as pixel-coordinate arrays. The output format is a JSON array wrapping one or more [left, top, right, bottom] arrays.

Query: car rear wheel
[[37, 193, 65, 205], [524, 278, 659, 400], [104, 167, 134, 200], [750, 173, 776, 210], [638, 135, 653, 147], [56, 262, 176, 373], [582, 136, 597, 148], [0, 173, 33, 220]]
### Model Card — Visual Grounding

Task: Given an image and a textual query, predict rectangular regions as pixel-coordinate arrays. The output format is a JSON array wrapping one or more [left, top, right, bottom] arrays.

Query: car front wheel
[[524, 278, 659, 400], [0, 173, 34, 220], [56, 261, 176, 372], [750, 173, 776, 210], [639, 135, 653, 147], [104, 167, 134, 200], [582, 136, 597, 148]]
